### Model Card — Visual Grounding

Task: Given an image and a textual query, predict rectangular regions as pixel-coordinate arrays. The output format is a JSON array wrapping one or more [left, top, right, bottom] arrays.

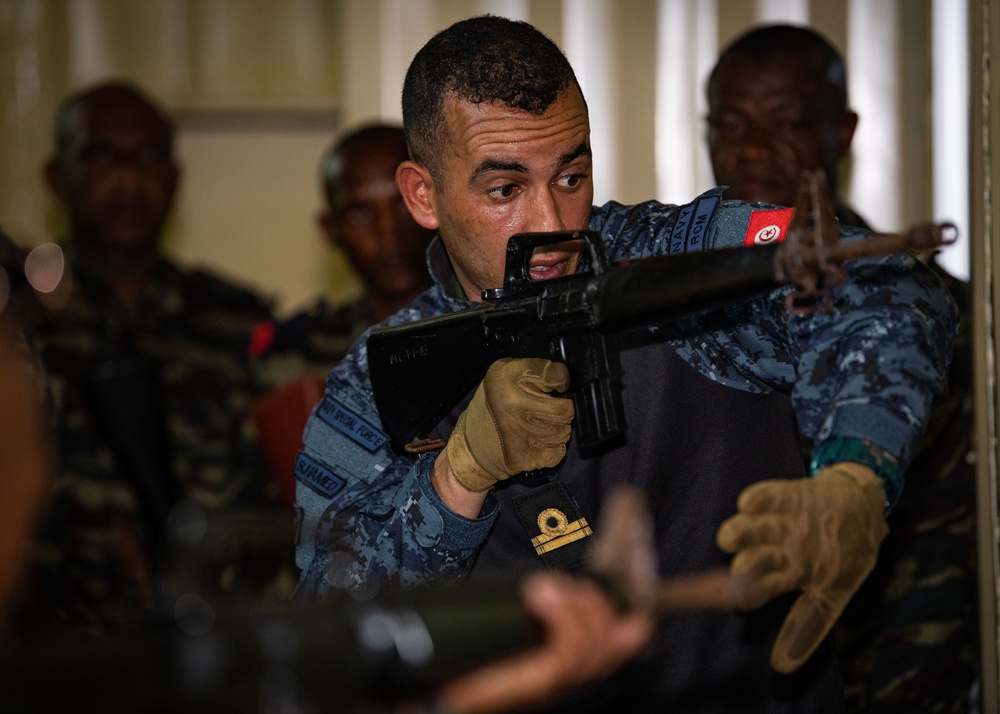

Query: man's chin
[[104, 229, 160, 253]]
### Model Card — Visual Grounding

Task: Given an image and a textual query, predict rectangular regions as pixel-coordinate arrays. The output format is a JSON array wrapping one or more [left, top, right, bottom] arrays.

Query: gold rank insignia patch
[[513, 481, 593, 570], [531, 507, 593, 555]]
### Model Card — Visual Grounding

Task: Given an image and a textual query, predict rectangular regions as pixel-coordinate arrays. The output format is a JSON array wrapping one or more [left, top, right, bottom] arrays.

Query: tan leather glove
[[446, 357, 574, 492], [715, 462, 889, 673]]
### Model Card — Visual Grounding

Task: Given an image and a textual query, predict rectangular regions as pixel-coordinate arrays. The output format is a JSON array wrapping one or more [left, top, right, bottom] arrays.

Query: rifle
[[368, 171, 955, 455]]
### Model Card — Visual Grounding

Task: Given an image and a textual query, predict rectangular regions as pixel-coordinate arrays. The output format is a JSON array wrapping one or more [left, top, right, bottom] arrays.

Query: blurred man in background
[[707, 24, 867, 229], [253, 122, 435, 385], [24, 81, 289, 637], [250, 123, 435, 504], [707, 24, 979, 711]]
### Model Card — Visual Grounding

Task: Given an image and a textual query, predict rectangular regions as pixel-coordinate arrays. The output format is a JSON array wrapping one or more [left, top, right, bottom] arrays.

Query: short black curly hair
[[402, 15, 585, 185]]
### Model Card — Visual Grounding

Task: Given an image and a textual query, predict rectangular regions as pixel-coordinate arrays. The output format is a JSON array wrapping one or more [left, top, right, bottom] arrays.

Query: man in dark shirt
[[250, 123, 436, 503], [295, 16, 956, 712]]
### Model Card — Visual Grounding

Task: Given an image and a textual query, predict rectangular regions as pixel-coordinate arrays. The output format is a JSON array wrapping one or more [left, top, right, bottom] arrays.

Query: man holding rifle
[[294, 15, 956, 711]]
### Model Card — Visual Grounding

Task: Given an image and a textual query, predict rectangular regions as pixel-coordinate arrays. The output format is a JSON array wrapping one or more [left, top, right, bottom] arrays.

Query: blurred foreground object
[[0, 230, 54, 632], [249, 375, 326, 508], [0, 313, 52, 620], [0, 488, 745, 713]]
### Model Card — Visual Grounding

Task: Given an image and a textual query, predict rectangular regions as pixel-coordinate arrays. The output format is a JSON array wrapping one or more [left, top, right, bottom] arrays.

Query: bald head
[[709, 25, 849, 115]]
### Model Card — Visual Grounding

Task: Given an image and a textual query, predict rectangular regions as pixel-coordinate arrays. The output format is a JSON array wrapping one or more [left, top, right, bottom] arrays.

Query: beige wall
[[170, 115, 350, 312]]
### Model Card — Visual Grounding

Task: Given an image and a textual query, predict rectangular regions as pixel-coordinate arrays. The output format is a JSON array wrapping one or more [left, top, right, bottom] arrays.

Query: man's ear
[[396, 161, 440, 231], [168, 161, 182, 200], [837, 109, 859, 158], [43, 156, 66, 201], [317, 210, 342, 249]]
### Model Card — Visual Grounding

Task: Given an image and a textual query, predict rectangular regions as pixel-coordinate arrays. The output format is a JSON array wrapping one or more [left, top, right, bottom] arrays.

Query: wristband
[[810, 435, 902, 511]]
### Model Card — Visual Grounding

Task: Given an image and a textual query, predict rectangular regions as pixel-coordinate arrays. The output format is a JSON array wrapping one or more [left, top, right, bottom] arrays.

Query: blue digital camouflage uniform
[[28, 251, 291, 635], [293, 189, 957, 709]]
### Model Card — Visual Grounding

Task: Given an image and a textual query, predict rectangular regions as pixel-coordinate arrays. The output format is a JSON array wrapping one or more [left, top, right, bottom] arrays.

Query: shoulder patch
[[669, 186, 724, 254], [744, 207, 795, 246], [294, 451, 347, 498], [315, 394, 388, 451]]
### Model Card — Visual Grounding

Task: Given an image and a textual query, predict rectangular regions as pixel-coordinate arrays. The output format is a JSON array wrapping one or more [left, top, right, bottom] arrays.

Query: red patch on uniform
[[743, 207, 795, 246], [247, 320, 276, 358]]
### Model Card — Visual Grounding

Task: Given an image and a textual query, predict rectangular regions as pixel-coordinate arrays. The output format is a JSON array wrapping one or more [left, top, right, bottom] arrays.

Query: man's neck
[[73, 240, 159, 305]]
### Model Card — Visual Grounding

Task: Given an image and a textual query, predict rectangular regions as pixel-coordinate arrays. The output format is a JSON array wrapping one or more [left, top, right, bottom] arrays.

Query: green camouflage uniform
[[250, 297, 372, 390], [836, 259, 978, 713], [827, 204, 978, 711], [29, 252, 290, 635]]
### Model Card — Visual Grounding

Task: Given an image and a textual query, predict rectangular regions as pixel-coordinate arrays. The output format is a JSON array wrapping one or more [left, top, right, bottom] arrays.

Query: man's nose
[[375, 201, 407, 247], [741, 123, 774, 159], [528, 190, 566, 232], [113, 161, 146, 191]]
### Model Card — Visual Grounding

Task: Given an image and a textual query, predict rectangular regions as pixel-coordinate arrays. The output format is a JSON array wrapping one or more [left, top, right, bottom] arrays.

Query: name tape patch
[[744, 207, 795, 246], [316, 395, 388, 452], [669, 187, 724, 254], [295, 451, 347, 498]]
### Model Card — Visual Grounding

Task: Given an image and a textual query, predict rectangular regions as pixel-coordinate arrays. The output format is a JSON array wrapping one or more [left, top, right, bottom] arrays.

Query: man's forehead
[[331, 142, 405, 194], [342, 138, 407, 169], [76, 96, 169, 142], [725, 49, 831, 86], [340, 176, 400, 204], [713, 53, 833, 105], [444, 90, 590, 149]]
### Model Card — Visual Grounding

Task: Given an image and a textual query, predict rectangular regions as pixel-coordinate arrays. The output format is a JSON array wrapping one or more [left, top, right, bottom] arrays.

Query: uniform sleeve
[[787, 251, 958, 505], [293, 330, 498, 600], [668, 245, 957, 510], [594, 195, 958, 508]]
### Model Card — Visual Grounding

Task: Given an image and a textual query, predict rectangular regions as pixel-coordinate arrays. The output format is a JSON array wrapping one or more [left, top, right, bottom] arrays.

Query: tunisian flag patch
[[743, 207, 795, 246]]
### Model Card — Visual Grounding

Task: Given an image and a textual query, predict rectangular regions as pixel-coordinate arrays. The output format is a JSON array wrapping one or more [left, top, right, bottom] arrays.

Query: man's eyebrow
[[468, 143, 592, 186], [469, 158, 527, 185], [555, 143, 591, 168]]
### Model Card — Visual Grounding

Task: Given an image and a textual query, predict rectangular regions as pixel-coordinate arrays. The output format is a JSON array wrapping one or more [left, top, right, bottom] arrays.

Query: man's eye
[[557, 173, 586, 189], [488, 184, 517, 199], [343, 204, 375, 224], [777, 119, 809, 133], [134, 145, 170, 166], [708, 114, 745, 137], [80, 144, 117, 166]]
